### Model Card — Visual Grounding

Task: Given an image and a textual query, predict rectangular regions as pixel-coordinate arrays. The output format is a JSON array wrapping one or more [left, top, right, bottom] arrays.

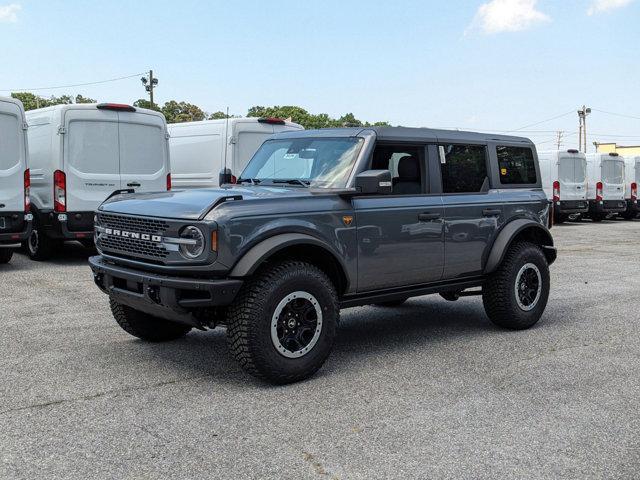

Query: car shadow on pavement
[[105, 296, 505, 386]]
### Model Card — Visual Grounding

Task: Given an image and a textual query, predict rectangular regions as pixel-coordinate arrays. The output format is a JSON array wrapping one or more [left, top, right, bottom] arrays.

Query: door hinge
[[58, 126, 66, 135], [22, 122, 29, 131], [165, 132, 170, 140], [228, 136, 237, 144]]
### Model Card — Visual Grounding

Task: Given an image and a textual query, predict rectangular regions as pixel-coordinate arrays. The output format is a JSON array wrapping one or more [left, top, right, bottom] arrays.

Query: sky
[[0, 0, 639, 152]]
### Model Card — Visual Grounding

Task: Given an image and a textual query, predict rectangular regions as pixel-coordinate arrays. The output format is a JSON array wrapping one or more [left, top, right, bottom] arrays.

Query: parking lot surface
[[1, 220, 640, 479]]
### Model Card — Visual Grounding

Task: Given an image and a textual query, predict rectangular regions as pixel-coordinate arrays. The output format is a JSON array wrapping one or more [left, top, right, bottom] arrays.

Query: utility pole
[[556, 130, 564, 150], [577, 105, 591, 153], [140, 70, 158, 109]]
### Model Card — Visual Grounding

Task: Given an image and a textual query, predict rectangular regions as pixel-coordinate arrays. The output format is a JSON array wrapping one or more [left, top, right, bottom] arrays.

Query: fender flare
[[229, 233, 349, 281], [483, 219, 555, 274]]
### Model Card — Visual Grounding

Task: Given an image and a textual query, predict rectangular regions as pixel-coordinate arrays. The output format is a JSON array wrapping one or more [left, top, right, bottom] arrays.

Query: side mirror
[[354, 170, 392, 195], [219, 168, 233, 185]]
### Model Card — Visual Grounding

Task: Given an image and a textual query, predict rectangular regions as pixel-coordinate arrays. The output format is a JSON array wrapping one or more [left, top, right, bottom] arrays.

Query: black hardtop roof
[[271, 126, 533, 145]]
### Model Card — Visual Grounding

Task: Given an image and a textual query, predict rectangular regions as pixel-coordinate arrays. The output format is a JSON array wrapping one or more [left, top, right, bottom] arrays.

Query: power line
[[591, 108, 640, 121], [0, 72, 147, 92], [506, 110, 575, 132]]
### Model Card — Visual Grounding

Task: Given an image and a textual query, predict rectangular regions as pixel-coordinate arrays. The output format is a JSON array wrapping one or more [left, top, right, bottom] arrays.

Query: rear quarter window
[[497, 146, 537, 184]]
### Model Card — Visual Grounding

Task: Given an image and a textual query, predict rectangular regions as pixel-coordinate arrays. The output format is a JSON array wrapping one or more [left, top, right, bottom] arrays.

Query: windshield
[[239, 137, 364, 188], [602, 159, 624, 184]]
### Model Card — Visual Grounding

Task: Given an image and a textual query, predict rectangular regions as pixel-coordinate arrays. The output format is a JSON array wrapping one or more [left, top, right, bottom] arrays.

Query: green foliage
[[11, 91, 390, 127], [247, 105, 389, 129]]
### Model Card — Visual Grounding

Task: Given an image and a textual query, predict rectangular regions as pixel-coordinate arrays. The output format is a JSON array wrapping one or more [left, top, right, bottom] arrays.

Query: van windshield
[[240, 137, 364, 188], [559, 157, 586, 183], [602, 159, 624, 184]]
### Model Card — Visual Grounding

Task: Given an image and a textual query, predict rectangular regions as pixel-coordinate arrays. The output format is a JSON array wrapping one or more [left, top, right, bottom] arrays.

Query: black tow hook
[[147, 286, 161, 304], [93, 273, 104, 290]]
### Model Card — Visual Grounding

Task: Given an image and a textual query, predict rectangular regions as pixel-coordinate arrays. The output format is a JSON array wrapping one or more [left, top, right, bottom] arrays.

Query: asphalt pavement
[[1, 219, 639, 479]]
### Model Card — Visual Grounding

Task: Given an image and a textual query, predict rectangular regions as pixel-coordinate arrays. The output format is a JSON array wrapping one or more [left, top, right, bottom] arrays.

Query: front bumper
[[555, 200, 588, 214], [589, 200, 627, 214], [0, 213, 32, 246], [89, 255, 243, 327]]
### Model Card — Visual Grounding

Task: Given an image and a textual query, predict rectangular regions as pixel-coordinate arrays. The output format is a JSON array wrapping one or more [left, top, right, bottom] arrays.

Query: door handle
[[482, 209, 501, 217], [418, 212, 441, 222], [127, 182, 141, 188]]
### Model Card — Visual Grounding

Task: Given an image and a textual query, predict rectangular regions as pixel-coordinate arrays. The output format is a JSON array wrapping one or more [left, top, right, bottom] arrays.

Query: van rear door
[[233, 121, 278, 174], [0, 100, 26, 214], [558, 154, 587, 201], [601, 158, 625, 200], [63, 108, 121, 212], [118, 111, 168, 193]]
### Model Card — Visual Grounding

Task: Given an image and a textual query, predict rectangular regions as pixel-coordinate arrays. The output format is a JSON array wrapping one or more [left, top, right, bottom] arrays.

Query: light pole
[[577, 105, 591, 153], [140, 70, 158, 109]]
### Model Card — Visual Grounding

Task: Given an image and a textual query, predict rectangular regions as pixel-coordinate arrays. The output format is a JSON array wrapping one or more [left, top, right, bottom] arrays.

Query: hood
[[99, 186, 313, 220]]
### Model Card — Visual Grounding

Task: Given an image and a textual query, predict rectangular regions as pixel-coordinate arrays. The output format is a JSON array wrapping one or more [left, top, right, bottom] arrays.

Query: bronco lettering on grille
[[104, 228, 162, 243]]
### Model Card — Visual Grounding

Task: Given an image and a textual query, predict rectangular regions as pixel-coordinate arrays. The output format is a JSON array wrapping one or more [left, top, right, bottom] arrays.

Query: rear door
[[233, 121, 276, 175], [0, 100, 26, 214], [63, 108, 120, 211], [558, 154, 587, 201], [118, 111, 168, 193], [602, 158, 625, 200]]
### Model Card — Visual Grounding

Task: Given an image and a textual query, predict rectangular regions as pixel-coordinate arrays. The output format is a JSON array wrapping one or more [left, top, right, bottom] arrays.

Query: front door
[[354, 144, 444, 291]]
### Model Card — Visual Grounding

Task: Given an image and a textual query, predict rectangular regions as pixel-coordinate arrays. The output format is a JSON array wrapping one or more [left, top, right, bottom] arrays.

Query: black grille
[[97, 213, 169, 260], [98, 213, 169, 234]]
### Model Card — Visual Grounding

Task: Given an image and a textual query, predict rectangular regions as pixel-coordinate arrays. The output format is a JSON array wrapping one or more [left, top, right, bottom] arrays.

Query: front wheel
[[109, 298, 192, 342], [0, 249, 13, 264], [482, 241, 550, 330], [226, 260, 339, 384]]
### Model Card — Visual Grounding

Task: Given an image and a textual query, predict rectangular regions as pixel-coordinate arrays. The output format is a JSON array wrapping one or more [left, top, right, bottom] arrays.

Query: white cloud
[[0, 3, 20, 23], [468, 0, 550, 35], [587, 0, 634, 15]]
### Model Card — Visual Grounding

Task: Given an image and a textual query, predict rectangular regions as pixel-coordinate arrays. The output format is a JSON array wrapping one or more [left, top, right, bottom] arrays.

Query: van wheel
[[0, 249, 13, 264], [109, 298, 192, 342], [26, 224, 57, 261], [482, 241, 550, 330], [591, 214, 605, 222], [226, 260, 339, 384]]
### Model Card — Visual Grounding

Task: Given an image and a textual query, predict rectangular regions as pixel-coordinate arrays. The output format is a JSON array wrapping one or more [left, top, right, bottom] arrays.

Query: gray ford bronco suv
[[89, 127, 556, 384]]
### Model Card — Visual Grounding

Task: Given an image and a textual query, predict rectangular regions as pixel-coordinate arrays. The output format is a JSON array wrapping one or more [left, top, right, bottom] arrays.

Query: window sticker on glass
[[283, 153, 297, 159], [501, 168, 507, 176]]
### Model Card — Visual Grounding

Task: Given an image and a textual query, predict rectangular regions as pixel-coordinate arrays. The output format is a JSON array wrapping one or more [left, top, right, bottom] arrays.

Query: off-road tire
[[591, 214, 605, 222], [109, 298, 192, 342], [26, 222, 58, 261], [482, 241, 550, 330], [226, 260, 339, 384], [0, 249, 13, 264]]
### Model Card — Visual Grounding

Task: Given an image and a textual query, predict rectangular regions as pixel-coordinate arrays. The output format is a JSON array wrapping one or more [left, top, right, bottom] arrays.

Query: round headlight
[[179, 226, 205, 259]]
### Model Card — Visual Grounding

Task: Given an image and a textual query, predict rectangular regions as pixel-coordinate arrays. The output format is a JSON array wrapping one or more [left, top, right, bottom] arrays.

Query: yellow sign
[[342, 215, 353, 226]]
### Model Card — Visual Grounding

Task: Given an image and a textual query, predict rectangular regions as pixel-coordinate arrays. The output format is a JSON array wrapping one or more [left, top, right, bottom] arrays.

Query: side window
[[497, 146, 537, 184], [440, 144, 488, 193], [371, 145, 424, 195]]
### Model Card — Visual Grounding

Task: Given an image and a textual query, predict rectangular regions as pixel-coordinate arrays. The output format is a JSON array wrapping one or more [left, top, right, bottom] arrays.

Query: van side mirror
[[355, 170, 392, 195], [219, 168, 233, 185]]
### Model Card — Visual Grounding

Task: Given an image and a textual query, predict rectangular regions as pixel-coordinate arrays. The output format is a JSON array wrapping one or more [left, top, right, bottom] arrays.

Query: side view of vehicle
[[89, 126, 556, 384], [168, 117, 303, 189], [622, 155, 639, 219], [0, 96, 32, 264], [538, 149, 588, 222], [585, 152, 626, 222], [24, 103, 171, 260]]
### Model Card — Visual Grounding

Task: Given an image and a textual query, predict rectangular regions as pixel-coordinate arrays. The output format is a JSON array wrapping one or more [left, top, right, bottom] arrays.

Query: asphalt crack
[[0, 374, 211, 416]]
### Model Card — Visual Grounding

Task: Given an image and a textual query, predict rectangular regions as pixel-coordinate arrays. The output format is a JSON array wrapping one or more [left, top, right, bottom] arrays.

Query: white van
[[168, 117, 303, 188], [622, 155, 640, 219], [585, 152, 626, 222], [538, 149, 588, 222], [0, 96, 32, 264], [25, 103, 171, 259]]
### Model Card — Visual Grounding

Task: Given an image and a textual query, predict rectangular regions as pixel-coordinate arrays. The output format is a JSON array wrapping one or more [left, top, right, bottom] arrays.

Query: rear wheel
[[0, 249, 13, 264], [591, 214, 605, 222], [109, 298, 192, 342], [26, 222, 59, 261], [226, 260, 339, 384], [482, 241, 550, 330]]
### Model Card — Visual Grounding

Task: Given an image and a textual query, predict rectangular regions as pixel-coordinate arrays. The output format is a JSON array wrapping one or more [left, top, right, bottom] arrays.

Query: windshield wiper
[[267, 179, 311, 187], [237, 178, 261, 185]]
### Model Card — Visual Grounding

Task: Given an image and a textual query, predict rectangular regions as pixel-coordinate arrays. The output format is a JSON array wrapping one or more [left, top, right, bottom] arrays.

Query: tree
[[246, 105, 389, 129], [161, 100, 206, 123], [11, 92, 96, 110], [209, 111, 232, 120], [75, 94, 96, 104], [133, 98, 161, 111]]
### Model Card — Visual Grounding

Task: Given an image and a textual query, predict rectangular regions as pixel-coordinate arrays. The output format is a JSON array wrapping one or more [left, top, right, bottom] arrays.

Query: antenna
[[223, 106, 230, 177]]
